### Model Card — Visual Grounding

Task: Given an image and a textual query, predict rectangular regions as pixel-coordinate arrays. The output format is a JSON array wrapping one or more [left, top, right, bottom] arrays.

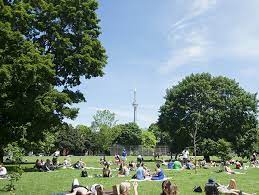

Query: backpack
[[81, 170, 88, 177], [205, 183, 219, 195], [193, 186, 203, 193]]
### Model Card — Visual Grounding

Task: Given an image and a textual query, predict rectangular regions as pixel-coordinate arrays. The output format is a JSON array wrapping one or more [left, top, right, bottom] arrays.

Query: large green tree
[[0, 0, 107, 161], [56, 125, 86, 155], [147, 123, 170, 145], [158, 73, 258, 158], [115, 123, 142, 146]]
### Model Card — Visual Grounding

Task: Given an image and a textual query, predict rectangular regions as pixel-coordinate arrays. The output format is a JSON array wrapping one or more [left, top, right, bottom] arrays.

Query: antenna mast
[[132, 89, 138, 123]]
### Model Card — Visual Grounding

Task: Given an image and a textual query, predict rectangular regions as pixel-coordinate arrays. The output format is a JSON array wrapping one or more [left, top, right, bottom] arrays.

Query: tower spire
[[132, 89, 138, 123]]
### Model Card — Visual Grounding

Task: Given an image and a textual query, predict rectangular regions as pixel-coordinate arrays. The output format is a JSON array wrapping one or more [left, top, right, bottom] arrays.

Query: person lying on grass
[[66, 178, 104, 195], [224, 165, 243, 174], [217, 179, 255, 195]]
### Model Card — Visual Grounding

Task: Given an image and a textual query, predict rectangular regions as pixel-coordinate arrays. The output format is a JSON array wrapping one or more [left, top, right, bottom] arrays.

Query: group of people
[[205, 178, 255, 195], [66, 178, 178, 195], [34, 157, 86, 171], [133, 163, 165, 181]]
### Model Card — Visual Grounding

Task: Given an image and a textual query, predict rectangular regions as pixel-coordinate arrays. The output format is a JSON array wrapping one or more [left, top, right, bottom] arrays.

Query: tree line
[[0, 1, 258, 162]]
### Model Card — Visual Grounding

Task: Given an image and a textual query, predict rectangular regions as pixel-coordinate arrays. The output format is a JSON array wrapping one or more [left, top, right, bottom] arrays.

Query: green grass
[[0, 156, 258, 195]]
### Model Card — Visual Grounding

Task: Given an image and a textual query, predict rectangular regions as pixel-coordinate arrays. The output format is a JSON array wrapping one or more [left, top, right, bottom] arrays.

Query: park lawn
[[0, 156, 258, 195]]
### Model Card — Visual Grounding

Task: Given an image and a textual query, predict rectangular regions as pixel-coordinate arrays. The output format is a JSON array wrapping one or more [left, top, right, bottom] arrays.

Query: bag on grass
[[81, 170, 88, 177], [193, 186, 202, 193]]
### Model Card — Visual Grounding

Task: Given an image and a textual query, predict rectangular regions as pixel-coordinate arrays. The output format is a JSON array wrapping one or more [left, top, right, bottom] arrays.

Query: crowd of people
[[0, 149, 258, 194]]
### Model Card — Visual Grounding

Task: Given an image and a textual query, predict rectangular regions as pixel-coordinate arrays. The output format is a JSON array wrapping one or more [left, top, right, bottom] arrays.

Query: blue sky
[[66, 0, 259, 128]]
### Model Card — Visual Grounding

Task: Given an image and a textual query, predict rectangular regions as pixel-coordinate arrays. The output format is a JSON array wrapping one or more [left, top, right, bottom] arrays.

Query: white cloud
[[160, 28, 210, 74], [170, 0, 217, 33]]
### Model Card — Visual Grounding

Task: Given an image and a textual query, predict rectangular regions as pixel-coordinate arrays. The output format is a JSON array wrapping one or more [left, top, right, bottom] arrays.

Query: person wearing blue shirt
[[135, 163, 145, 180], [122, 149, 127, 162], [151, 163, 165, 180], [167, 160, 174, 169]]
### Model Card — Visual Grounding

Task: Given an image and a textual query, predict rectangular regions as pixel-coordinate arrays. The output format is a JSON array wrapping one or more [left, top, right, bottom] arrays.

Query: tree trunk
[[204, 155, 210, 162], [0, 147, 4, 163], [174, 153, 178, 160]]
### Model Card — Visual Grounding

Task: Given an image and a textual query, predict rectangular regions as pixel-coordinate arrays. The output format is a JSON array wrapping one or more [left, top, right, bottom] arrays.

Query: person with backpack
[[204, 178, 219, 195]]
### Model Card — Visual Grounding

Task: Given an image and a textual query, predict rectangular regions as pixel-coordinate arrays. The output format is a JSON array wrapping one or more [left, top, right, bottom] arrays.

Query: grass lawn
[[0, 156, 258, 195]]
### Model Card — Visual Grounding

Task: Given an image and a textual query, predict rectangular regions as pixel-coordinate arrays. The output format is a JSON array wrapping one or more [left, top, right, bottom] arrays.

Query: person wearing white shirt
[[182, 148, 189, 164], [0, 163, 7, 178]]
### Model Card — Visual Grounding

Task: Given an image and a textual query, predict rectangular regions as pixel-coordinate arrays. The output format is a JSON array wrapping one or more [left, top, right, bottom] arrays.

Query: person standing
[[182, 148, 189, 164], [122, 149, 127, 162]]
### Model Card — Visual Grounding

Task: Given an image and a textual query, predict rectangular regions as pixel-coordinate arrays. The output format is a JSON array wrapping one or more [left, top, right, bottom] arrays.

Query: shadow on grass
[[22, 167, 40, 173]]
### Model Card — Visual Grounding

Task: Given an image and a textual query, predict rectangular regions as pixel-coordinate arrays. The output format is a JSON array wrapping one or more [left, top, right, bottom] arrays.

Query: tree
[[141, 130, 157, 149], [56, 125, 85, 155], [94, 125, 122, 154], [115, 123, 142, 146], [0, 0, 107, 161], [147, 123, 170, 145], [0, 21, 77, 161], [91, 110, 118, 131], [158, 73, 258, 158]]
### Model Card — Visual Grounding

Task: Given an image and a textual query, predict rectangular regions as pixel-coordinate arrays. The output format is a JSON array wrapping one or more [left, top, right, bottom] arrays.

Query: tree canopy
[[115, 123, 142, 146], [158, 73, 258, 158], [0, 0, 107, 161]]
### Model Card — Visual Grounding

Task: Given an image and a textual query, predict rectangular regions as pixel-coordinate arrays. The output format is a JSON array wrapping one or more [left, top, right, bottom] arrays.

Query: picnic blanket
[[127, 177, 172, 182]]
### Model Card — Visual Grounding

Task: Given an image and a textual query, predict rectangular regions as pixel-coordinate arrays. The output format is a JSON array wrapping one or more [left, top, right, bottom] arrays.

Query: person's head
[[94, 184, 104, 195], [208, 178, 215, 184], [156, 163, 161, 168], [228, 179, 237, 189], [161, 180, 178, 195], [119, 182, 131, 195], [136, 163, 140, 168]]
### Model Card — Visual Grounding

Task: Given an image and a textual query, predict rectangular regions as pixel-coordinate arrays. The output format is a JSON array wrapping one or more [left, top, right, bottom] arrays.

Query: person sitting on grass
[[167, 160, 174, 169], [0, 163, 7, 178], [151, 163, 165, 180], [116, 182, 138, 195], [185, 160, 194, 170], [103, 163, 111, 177], [217, 179, 255, 195], [141, 163, 151, 177], [35, 159, 42, 170], [118, 163, 129, 177], [137, 155, 143, 163], [133, 163, 145, 180], [114, 154, 121, 165], [43, 159, 55, 171], [63, 158, 72, 168], [74, 158, 85, 169], [161, 180, 178, 195], [173, 159, 182, 170], [129, 161, 136, 171], [235, 161, 242, 169]]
